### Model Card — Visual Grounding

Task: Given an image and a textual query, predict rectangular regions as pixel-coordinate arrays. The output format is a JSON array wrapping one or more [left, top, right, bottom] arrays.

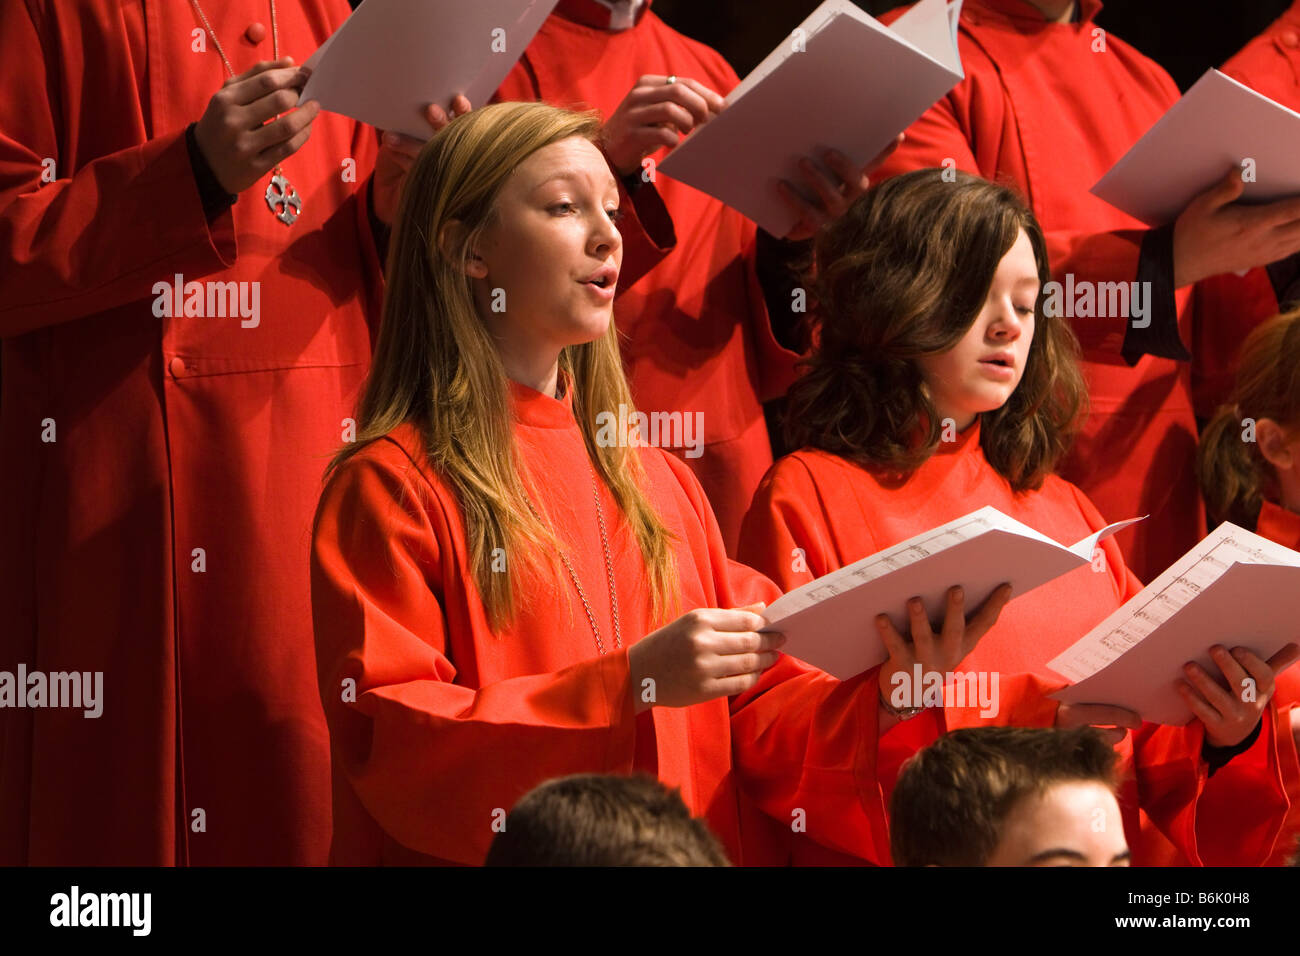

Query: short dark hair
[[483, 773, 731, 866], [785, 168, 1087, 491], [889, 726, 1119, 867]]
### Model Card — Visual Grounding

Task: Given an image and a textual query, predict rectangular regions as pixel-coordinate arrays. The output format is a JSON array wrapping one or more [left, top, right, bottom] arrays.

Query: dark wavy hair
[[784, 169, 1087, 491]]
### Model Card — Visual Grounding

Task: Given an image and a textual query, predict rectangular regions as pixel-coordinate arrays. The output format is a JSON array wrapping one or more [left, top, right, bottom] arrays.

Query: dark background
[[649, 0, 1292, 91]]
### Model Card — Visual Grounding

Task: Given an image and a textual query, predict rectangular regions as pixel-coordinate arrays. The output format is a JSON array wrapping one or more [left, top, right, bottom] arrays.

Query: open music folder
[[1091, 68, 1300, 227], [657, 0, 964, 236], [1050, 522, 1300, 725], [298, 0, 558, 139], [759, 506, 1141, 680]]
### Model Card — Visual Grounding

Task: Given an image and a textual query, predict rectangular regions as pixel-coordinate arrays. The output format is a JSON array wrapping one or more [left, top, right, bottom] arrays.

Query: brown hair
[[785, 169, 1087, 491], [889, 726, 1119, 867], [328, 102, 679, 631], [1197, 310, 1300, 529], [483, 773, 731, 866]]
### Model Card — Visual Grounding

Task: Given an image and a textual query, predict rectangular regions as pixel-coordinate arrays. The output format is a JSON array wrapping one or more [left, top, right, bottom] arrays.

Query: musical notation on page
[[1049, 524, 1300, 725], [759, 506, 1141, 680]]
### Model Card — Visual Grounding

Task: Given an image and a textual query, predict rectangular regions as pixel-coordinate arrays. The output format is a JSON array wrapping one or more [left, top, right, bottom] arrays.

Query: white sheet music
[[760, 506, 1141, 680], [657, 0, 965, 236], [1048, 524, 1300, 683], [768, 508, 1029, 620]]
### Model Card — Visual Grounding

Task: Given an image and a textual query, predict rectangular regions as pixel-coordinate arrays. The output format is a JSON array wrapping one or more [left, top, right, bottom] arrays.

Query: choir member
[[738, 169, 1300, 865], [874, 0, 1300, 584], [308, 102, 1001, 866], [483, 773, 729, 866], [0, 0, 435, 865], [890, 726, 1128, 867], [487, 0, 893, 553], [1197, 309, 1300, 865]]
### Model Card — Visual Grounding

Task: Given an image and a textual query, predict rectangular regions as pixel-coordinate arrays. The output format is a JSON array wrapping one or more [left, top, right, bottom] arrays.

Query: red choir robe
[[0, 0, 383, 864], [310, 377, 897, 866], [873, 0, 1281, 583], [493, 0, 800, 555], [1246, 501, 1300, 865], [737, 422, 1298, 865], [1191, 0, 1300, 422]]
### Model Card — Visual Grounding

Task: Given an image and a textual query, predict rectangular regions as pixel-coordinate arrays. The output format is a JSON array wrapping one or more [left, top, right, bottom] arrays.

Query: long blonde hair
[[1197, 309, 1300, 529], [332, 102, 679, 631]]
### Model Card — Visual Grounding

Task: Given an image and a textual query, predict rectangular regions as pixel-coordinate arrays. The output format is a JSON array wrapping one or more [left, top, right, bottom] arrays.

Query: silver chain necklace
[[521, 464, 623, 655], [190, 0, 303, 225]]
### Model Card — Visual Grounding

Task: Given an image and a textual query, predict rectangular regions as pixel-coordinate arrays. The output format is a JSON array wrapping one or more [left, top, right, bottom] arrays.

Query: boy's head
[[890, 726, 1128, 867], [483, 772, 731, 866]]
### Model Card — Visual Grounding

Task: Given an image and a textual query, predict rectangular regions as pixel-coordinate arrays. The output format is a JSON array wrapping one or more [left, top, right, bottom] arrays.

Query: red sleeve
[[659, 451, 894, 863], [0, 4, 237, 337], [1221, 0, 1300, 109], [310, 449, 638, 865], [737, 455, 838, 592], [1263, 668, 1300, 864], [1182, 700, 1297, 865], [615, 176, 676, 291], [871, 46, 1151, 364], [742, 223, 802, 402]]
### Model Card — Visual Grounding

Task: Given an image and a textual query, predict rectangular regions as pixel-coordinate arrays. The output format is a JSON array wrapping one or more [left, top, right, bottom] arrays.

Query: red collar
[[1256, 499, 1300, 551], [969, 0, 1103, 26], [508, 371, 579, 429], [555, 0, 651, 31]]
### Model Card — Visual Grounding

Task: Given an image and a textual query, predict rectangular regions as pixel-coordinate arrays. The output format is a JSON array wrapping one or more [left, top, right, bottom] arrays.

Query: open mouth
[[581, 265, 618, 291], [980, 356, 1013, 368]]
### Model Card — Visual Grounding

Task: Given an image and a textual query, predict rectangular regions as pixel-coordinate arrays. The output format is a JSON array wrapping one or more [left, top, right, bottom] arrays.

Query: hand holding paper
[[777, 137, 904, 241], [656, 0, 964, 236], [1049, 522, 1300, 727], [297, 0, 558, 140], [874, 583, 1012, 719], [1090, 68, 1300, 286], [1172, 166, 1300, 288], [372, 96, 473, 226], [603, 75, 726, 177], [1176, 642, 1300, 748], [760, 506, 1141, 680]]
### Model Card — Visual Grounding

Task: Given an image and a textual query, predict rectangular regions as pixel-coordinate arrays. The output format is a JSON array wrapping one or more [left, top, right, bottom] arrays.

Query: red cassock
[[493, 0, 799, 555], [0, 0, 382, 864], [310, 380, 896, 866], [874, 0, 1281, 584], [1191, 1, 1300, 421], [737, 423, 1298, 865], [1244, 501, 1300, 866]]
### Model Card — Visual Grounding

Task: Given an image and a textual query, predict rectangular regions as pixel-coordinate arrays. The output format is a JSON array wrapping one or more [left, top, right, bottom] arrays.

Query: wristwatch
[[878, 686, 927, 722]]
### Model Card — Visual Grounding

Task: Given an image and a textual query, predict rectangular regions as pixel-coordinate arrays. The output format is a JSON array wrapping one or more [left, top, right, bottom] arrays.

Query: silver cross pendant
[[265, 172, 302, 226]]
